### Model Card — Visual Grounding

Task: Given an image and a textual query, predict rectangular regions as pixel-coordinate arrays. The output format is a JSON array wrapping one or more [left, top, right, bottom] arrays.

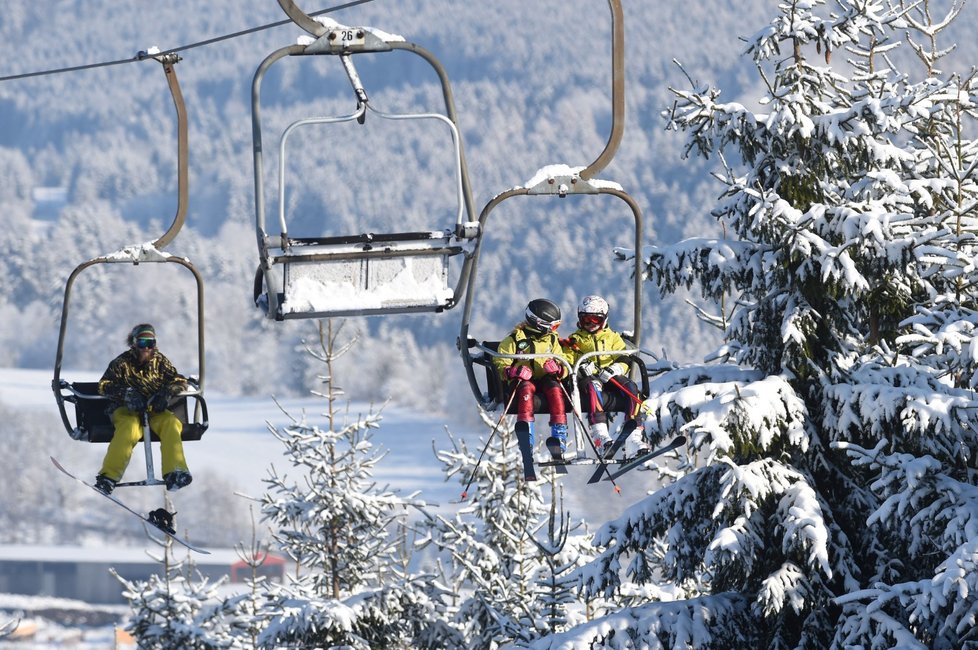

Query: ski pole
[[608, 375, 642, 405], [559, 382, 622, 495], [461, 387, 519, 501], [607, 374, 646, 420]]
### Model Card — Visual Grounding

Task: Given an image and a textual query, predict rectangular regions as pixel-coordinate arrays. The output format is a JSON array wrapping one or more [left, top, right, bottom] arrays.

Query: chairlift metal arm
[[146, 54, 189, 251], [252, 44, 307, 261], [388, 41, 477, 224], [581, 0, 625, 181], [276, 0, 328, 37]]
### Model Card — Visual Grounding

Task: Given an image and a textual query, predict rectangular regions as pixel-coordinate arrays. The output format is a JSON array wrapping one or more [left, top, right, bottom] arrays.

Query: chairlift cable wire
[[0, 0, 379, 83]]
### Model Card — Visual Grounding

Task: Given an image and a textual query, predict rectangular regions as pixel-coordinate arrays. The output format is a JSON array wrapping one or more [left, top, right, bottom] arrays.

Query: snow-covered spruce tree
[[554, 0, 978, 648], [115, 536, 227, 650], [256, 320, 447, 649], [424, 413, 599, 648]]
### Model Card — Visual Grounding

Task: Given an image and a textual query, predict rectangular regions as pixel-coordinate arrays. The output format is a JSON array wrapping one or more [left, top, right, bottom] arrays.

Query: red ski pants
[[513, 378, 567, 425]]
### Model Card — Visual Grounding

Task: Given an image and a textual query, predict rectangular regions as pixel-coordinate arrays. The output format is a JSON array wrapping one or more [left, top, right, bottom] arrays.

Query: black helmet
[[525, 298, 561, 334]]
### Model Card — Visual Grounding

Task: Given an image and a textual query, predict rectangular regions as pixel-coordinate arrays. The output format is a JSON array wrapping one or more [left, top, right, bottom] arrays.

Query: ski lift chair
[[457, 0, 646, 458], [52, 248, 210, 446], [51, 54, 208, 487], [252, 3, 479, 320]]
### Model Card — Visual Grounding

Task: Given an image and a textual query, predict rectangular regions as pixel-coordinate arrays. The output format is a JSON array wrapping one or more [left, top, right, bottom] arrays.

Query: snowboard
[[51, 456, 210, 554]]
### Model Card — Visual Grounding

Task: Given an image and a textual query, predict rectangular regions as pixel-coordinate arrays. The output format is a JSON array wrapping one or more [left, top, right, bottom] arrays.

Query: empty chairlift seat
[[258, 229, 471, 319]]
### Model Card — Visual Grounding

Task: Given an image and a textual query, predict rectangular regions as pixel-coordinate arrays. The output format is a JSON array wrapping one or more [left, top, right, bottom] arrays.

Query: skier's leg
[[541, 378, 568, 451], [606, 377, 649, 456], [149, 410, 187, 476], [588, 381, 612, 451], [514, 381, 537, 480], [99, 408, 143, 480], [514, 420, 536, 481]]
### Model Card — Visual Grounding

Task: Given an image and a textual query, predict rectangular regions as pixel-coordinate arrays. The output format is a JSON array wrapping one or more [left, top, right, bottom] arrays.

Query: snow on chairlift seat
[[272, 229, 470, 318]]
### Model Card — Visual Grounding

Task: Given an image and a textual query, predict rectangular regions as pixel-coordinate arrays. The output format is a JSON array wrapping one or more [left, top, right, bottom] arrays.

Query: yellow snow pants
[[99, 407, 188, 481]]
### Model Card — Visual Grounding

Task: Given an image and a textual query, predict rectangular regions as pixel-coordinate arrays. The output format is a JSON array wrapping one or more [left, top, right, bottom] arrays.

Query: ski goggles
[[135, 337, 157, 349], [580, 314, 605, 327]]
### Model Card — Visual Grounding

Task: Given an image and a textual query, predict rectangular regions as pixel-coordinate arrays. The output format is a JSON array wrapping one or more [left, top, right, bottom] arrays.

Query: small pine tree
[[115, 536, 227, 650], [255, 320, 437, 648], [425, 412, 598, 648]]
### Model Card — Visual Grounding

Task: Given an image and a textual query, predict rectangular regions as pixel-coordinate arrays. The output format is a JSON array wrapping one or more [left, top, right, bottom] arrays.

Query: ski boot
[[94, 474, 116, 495], [164, 469, 193, 492], [546, 423, 568, 461], [590, 421, 614, 458]]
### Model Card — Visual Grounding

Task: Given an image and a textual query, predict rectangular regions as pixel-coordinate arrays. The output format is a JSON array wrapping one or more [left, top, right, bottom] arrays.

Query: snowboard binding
[[147, 508, 177, 535]]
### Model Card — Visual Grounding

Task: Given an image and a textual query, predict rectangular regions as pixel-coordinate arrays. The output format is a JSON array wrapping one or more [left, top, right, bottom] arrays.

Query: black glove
[[124, 387, 146, 412], [149, 390, 170, 413]]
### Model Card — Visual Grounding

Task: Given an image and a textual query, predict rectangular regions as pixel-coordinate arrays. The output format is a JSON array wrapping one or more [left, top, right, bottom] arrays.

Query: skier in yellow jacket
[[95, 323, 192, 494], [563, 295, 646, 457], [493, 298, 569, 481]]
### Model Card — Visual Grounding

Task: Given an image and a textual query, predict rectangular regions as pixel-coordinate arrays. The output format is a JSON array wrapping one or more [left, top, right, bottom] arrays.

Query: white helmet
[[578, 295, 609, 332]]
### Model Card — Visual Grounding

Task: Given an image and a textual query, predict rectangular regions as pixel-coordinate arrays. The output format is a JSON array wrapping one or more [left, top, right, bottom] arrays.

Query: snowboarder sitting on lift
[[94, 323, 192, 495], [563, 295, 647, 458], [493, 298, 569, 481]]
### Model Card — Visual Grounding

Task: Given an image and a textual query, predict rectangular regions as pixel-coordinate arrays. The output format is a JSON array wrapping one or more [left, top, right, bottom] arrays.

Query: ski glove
[[506, 365, 533, 381], [580, 360, 599, 377], [599, 366, 620, 384], [124, 387, 146, 412], [149, 390, 170, 413], [542, 358, 563, 377]]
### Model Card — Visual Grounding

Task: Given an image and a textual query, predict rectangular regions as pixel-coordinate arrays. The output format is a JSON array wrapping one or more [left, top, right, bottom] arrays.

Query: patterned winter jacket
[[98, 349, 187, 407], [493, 324, 569, 380], [562, 327, 631, 377]]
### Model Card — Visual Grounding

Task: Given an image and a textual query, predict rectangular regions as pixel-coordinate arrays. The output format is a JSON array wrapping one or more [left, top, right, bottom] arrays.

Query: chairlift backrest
[[62, 381, 208, 443]]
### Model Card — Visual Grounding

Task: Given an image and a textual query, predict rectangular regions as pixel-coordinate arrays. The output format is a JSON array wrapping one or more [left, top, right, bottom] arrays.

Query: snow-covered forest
[[0, 0, 779, 411], [6, 0, 978, 647]]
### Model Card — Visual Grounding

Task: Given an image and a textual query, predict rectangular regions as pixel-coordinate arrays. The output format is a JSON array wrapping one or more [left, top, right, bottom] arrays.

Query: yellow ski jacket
[[494, 324, 569, 380]]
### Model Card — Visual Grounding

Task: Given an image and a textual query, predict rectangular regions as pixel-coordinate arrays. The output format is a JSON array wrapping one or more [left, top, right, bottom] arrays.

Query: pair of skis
[[51, 457, 209, 554], [537, 420, 686, 483]]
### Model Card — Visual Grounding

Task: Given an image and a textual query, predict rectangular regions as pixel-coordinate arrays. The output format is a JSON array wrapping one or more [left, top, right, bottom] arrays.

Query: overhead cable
[[0, 0, 377, 83]]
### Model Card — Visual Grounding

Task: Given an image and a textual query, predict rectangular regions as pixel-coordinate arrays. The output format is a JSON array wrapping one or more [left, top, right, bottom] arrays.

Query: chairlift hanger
[[52, 54, 208, 476], [457, 0, 645, 460], [251, 0, 480, 320]]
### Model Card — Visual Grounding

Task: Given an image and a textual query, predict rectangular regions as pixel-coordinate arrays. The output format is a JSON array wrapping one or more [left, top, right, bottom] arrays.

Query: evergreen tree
[[214, 509, 275, 649], [255, 320, 439, 648], [552, 0, 978, 647], [115, 537, 227, 650], [426, 412, 598, 648]]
